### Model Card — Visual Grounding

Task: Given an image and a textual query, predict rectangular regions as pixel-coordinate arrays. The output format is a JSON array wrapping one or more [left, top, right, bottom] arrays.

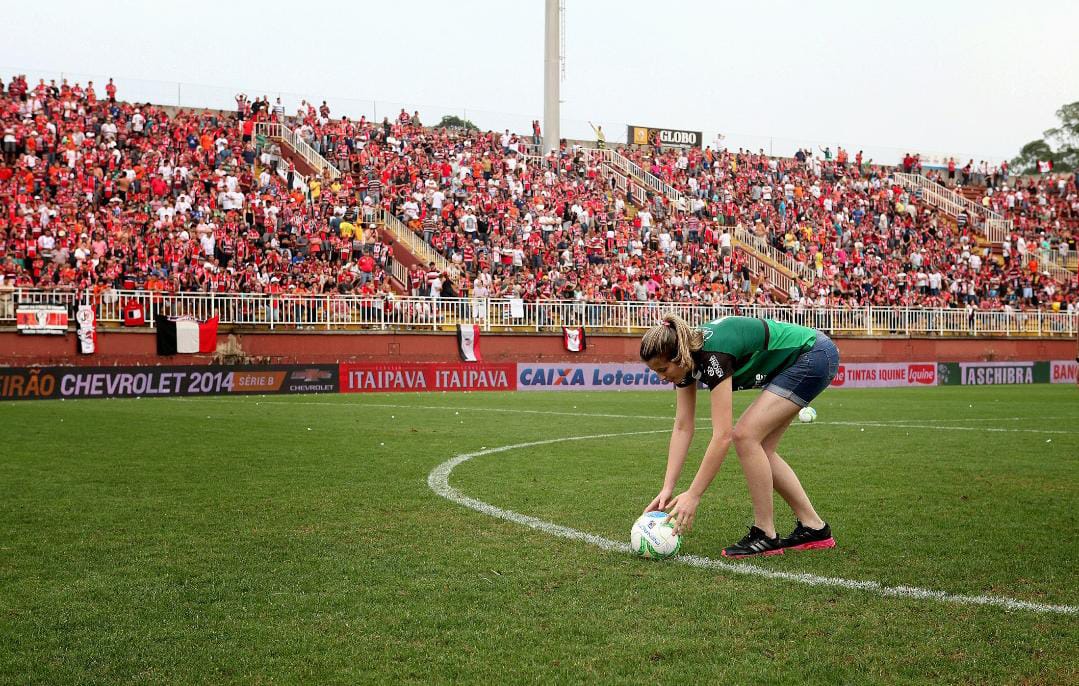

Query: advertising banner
[[627, 125, 703, 149], [0, 364, 339, 401], [339, 363, 516, 393], [1050, 360, 1078, 384], [829, 362, 937, 388], [517, 363, 668, 391], [937, 361, 1050, 386]]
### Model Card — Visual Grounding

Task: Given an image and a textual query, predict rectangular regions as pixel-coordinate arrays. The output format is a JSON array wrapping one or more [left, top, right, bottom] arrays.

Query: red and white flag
[[76, 304, 97, 355], [563, 327, 586, 353], [155, 315, 218, 355], [457, 324, 481, 362]]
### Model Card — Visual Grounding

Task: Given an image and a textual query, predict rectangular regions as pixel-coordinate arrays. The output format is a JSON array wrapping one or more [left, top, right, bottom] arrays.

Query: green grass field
[[1, 386, 1077, 684]]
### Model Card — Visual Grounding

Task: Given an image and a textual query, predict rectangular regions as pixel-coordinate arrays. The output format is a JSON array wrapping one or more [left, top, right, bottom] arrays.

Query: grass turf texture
[[0, 386, 1076, 684]]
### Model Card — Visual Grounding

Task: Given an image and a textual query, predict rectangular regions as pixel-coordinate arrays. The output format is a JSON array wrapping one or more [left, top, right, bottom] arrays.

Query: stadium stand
[[0, 74, 1075, 316]]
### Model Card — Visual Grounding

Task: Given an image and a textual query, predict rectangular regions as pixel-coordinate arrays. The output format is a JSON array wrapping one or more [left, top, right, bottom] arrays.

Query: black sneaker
[[779, 521, 836, 552], [721, 526, 784, 558]]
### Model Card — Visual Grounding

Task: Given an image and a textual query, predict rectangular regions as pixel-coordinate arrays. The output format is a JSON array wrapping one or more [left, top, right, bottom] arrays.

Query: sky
[[2, 0, 1077, 164]]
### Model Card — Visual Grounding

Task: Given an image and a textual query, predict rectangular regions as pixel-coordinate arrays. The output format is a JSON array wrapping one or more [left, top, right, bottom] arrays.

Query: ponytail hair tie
[[661, 320, 672, 328]]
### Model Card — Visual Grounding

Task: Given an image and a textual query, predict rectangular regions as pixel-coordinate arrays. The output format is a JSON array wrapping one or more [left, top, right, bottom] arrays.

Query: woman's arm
[[663, 383, 697, 491], [644, 383, 696, 512], [664, 377, 734, 534], [687, 377, 734, 497]]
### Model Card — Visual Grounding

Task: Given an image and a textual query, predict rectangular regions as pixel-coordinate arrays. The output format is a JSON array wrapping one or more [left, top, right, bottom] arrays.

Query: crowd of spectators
[[0, 73, 1075, 316], [0, 74, 397, 305]]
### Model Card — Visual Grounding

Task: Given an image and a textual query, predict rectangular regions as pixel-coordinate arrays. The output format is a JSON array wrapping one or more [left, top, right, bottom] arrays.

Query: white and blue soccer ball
[[630, 511, 681, 560], [798, 406, 818, 423]]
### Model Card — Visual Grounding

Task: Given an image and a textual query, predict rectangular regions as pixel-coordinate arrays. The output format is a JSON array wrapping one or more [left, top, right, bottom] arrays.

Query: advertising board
[[339, 363, 516, 393], [517, 363, 668, 391], [0, 365, 339, 400], [829, 363, 938, 388]]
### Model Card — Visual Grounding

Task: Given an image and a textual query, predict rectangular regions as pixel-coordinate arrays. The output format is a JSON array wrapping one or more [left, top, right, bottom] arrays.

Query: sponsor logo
[[0, 365, 341, 400], [0, 369, 59, 399], [831, 363, 939, 388], [285, 367, 338, 393], [907, 364, 936, 385], [627, 125, 703, 149], [1051, 360, 1078, 384], [961, 364, 1034, 385], [832, 365, 847, 386], [341, 363, 516, 392], [517, 364, 666, 391], [705, 357, 724, 380], [234, 372, 286, 392]]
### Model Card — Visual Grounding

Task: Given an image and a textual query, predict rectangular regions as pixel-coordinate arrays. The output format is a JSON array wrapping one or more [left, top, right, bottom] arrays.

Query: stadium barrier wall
[[1, 331, 1076, 367], [2, 360, 1075, 401]]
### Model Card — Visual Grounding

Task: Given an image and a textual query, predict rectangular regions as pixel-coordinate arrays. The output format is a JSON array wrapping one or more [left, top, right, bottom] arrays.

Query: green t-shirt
[[676, 317, 818, 391]]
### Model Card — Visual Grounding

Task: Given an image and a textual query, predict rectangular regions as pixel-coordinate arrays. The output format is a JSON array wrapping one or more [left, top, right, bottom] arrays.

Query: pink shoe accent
[[786, 537, 836, 552]]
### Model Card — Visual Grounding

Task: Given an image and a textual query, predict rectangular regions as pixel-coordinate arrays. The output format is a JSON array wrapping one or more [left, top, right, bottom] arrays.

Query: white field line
[[824, 420, 1078, 435], [867, 416, 1077, 424], [428, 432, 1078, 616], [180, 398, 1079, 435]]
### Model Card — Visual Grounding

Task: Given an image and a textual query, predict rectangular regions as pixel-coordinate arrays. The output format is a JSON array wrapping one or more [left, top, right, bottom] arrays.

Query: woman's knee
[[731, 424, 762, 450]]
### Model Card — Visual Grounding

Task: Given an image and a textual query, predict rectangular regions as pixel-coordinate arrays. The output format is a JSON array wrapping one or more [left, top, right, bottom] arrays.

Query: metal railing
[[254, 122, 341, 180], [4, 289, 1073, 337], [894, 172, 1011, 243], [733, 243, 796, 298], [372, 208, 456, 278], [581, 147, 807, 299], [584, 148, 687, 207], [734, 227, 816, 283]]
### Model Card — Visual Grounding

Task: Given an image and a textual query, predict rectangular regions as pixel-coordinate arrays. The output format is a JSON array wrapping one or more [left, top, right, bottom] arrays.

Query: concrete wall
[[2, 331, 1075, 368]]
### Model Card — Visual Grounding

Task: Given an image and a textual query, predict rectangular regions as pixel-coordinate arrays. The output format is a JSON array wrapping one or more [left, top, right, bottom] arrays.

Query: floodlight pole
[[543, 0, 560, 156]]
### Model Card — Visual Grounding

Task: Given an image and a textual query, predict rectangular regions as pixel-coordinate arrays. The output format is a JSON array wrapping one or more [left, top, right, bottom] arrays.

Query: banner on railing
[[829, 362, 937, 388], [516, 363, 668, 391], [16, 305, 69, 335], [339, 363, 516, 393], [627, 125, 702, 149], [0, 364, 339, 401]]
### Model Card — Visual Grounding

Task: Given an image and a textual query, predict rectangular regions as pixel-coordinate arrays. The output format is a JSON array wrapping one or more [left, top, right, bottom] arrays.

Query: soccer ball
[[630, 511, 681, 560], [798, 406, 818, 423]]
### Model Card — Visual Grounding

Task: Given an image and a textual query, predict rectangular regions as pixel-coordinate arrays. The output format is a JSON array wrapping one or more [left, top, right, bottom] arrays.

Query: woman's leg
[[731, 391, 802, 537], [760, 421, 825, 529]]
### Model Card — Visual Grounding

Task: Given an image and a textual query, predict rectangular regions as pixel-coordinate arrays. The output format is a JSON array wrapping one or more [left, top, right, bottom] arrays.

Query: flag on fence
[[156, 315, 219, 355], [563, 327, 586, 353], [457, 324, 481, 362], [1037, 160, 1053, 173], [76, 304, 96, 355], [123, 301, 146, 326]]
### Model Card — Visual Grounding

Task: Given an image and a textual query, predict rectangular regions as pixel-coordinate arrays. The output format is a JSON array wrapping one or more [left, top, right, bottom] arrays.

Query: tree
[[1011, 101, 1079, 174], [433, 115, 478, 132]]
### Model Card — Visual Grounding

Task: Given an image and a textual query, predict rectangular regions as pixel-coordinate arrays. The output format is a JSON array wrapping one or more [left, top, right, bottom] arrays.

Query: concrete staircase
[[583, 146, 808, 301], [894, 172, 1074, 282]]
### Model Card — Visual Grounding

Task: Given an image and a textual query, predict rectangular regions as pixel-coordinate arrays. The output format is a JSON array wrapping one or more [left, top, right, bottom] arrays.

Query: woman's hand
[[664, 491, 701, 535], [644, 487, 674, 514]]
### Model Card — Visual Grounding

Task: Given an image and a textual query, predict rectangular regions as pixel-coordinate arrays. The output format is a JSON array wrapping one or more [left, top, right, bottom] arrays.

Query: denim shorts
[[764, 332, 840, 408]]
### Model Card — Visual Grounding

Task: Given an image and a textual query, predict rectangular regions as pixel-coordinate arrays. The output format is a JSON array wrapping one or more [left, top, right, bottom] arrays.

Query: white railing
[[734, 227, 816, 283], [584, 148, 687, 207], [894, 172, 1011, 243], [372, 208, 456, 277], [896, 173, 1071, 282], [3, 289, 1073, 337], [734, 245, 796, 298], [254, 122, 341, 180]]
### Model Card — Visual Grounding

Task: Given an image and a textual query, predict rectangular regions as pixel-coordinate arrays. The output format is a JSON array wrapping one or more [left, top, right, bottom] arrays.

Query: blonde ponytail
[[639, 313, 704, 369]]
